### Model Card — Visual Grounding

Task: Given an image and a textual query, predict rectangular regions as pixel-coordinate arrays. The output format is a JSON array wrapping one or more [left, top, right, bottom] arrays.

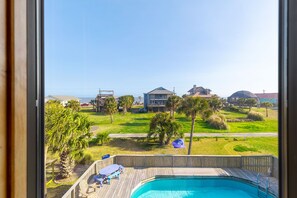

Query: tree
[[66, 100, 81, 112], [45, 102, 91, 178], [261, 102, 273, 117], [237, 98, 246, 108], [208, 95, 223, 112], [166, 95, 182, 119], [118, 95, 134, 114], [245, 98, 258, 111], [220, 98, 228, 108], [148, 113, 182, 145], [104, 97, 118, 123], [177, 97, 209, 155], [90, 99, 96, 110]]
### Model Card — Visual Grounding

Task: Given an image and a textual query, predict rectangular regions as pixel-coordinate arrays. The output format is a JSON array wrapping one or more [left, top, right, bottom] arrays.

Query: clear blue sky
[[45, 0, 278, 98]]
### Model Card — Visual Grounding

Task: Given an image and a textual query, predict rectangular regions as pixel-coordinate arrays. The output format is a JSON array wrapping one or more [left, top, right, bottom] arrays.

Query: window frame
[[26, 0, 296, 197]]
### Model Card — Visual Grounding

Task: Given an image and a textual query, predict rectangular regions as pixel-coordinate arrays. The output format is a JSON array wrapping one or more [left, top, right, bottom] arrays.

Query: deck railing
[[62, 155, 278, 198], [61, 156, 115, 198]]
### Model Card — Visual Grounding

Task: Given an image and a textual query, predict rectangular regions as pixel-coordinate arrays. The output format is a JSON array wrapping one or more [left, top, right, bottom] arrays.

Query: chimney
[[193, 85, 196, 88]]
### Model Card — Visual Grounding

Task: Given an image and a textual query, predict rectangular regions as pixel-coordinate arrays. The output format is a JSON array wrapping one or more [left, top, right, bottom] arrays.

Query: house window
[[23, 0, 297, 197]]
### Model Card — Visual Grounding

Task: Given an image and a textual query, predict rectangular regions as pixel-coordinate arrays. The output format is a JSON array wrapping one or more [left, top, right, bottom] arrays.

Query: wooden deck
[[86, 167, 278, 198]]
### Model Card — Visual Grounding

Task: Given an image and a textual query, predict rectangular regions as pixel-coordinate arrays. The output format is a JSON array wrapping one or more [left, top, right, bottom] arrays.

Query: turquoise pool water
[[131, 177, 276, 198]]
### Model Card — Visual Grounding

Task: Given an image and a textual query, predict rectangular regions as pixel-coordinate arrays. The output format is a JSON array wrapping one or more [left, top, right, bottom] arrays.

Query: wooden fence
[[62, 155, 278, 198]]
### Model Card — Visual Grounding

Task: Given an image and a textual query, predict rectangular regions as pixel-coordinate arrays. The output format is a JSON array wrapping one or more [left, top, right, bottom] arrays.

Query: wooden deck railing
[[61, 156, 115, 198], [62, 155, 278, 198]]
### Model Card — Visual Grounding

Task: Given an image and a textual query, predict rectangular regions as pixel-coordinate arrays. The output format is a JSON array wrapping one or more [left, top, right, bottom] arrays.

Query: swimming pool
[[131, 176, 277, 198]]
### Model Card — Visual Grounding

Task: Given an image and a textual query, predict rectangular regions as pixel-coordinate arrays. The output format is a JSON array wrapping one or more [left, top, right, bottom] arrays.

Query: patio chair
[[79, 179, 96, 197]]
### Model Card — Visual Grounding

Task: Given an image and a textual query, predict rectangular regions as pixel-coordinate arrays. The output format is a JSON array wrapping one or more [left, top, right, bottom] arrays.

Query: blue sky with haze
[[45, 0, 278, 98]]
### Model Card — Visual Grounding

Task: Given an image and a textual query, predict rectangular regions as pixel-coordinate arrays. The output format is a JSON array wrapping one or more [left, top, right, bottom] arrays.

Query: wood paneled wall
[[1, 0, 27, 197]]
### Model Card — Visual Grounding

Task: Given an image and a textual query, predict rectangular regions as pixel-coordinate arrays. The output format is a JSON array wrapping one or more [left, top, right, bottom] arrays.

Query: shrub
[[75, 152, 94, 165], [207, 114, 228, 130], [92, 132, 110, 145], [178, 131, 185, 138], [233, 144, 258, 152], [247, 111, 264, 121], [201, 109, 213, 121]]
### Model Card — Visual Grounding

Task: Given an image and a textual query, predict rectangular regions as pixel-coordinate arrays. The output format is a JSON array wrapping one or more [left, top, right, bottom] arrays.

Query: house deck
[[87, 167, 278, 198]]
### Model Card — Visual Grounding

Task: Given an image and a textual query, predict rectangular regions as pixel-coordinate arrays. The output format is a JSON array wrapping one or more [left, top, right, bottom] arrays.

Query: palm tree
[[237, 98, 246, 108], [90, 99, 96, 110], [177, 97, 209, 155], [118, 95, 134, 114], [104, 97, 118, 123], [208, 95, 223, 112], [45, 102, 91, 178], [245, 98, 258, 111], [166, 95, 182, 119], [148, 113, 182, 145], [261, 102, 273, 117]]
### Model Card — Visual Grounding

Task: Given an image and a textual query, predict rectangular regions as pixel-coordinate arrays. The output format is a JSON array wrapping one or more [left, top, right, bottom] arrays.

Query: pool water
[[131, 177, 276, 198]]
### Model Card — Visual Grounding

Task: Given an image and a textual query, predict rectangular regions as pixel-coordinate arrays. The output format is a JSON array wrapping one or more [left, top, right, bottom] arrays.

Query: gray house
[[144, 87, 174, 112]]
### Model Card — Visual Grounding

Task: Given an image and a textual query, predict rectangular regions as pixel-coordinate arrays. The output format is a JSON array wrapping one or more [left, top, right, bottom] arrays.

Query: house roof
[[254, 93, 278, 99], [229, 91, 258, 99], [147, 87, 174, 95], [46, 95, 80, 101], [188, 86, 211, 94]]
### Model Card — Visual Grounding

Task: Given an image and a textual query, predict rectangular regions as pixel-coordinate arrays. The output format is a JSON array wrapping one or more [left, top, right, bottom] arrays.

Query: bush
[[247, 111, 264, 121], [75, 152, 94, 165], [207, 114, 228, 130], [201, 109, 213, 121], [90, 132, 110, 145], [233, 144, 258, 152], [178, 131, 185, 138]]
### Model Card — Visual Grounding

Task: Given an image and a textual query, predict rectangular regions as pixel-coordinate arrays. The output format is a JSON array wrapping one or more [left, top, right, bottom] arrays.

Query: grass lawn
[[81, 107, 278, 134], [86, 137, 278, 158], [47, 180, 74, 198]]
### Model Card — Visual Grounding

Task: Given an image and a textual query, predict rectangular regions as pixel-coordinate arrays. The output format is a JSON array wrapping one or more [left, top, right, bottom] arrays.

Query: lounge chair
[[79, 179, 96, 197], [106, 170, 121, 184]]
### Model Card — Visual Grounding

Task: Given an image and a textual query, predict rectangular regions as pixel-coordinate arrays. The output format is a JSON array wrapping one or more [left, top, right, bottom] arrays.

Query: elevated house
[[188, 85, 213, 98], [144, 87, 174, 112], [95, 89, 115, 112], [254, 93, 278, 106], [227, 90, 260, 104], [45, 95, 80, 107]]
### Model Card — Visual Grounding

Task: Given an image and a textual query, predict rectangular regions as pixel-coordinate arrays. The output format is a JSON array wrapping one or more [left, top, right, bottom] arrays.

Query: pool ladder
[[256, 173, 270, 198]]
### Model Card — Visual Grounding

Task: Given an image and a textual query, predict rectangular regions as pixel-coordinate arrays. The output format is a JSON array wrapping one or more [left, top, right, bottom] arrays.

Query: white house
[[45, 95, 80, 106]]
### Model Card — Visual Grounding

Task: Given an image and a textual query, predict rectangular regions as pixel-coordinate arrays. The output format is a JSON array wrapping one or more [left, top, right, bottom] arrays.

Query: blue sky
[[45, 0, 278, 98]]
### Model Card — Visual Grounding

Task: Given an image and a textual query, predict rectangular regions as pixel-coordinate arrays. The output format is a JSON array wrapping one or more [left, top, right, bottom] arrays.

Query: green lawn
[[81, 107, 278, 134], [86, 137, 278, 157]]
